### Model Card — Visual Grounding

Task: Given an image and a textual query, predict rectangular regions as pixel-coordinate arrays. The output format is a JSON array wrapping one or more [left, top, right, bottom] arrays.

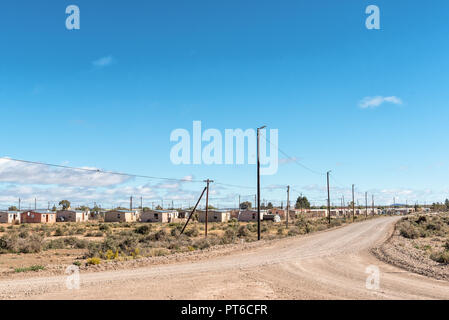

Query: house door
[[46, 215, 49, 223]]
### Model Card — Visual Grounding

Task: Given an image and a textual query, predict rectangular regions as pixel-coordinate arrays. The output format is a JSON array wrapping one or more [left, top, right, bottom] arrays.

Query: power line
[[1, 157, 204, 183], [262, 132, 325, 176]]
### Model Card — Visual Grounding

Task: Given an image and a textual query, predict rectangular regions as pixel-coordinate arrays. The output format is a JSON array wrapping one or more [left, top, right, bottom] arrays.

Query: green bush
[[14, 265, 45, 273], [135, 225, 151, 235], [184, 227, 199, 237]]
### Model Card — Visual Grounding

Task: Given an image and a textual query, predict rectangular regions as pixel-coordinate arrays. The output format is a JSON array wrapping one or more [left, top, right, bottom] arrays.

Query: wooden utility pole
[[327, 171, 331, 224], [352, 184, 355, 221], [18, 198, 21, 211], [238, 195, 241, 210], [257, 125, 266, 240], [342, 195, 345, 217], [180, 187, 207, 236], [130, 196, 133, 211], [365, 192, 368, 218], [204, 179, 214, 238], [140, 197, 143, 210], [286, 186, 290, 228], [34, 198, 37, 211], [372, 194, 374, 215]]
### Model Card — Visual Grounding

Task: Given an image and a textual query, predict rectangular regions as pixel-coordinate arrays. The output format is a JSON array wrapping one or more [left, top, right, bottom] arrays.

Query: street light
[[257, 125, 266, 241]]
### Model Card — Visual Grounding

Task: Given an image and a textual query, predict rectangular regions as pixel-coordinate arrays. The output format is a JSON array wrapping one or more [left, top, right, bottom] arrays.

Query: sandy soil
[[1, 216, 448, 300]]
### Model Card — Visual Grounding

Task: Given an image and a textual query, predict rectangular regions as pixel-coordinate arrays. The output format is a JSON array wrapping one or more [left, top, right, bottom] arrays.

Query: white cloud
[[0, 158, 130, 187], [92, 55, 115, 68], [359, 96, 403, 109]]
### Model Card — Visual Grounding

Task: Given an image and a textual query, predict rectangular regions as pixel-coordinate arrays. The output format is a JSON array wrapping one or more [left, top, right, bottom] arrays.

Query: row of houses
[[1, 205, 410, 225], [0, 209, 89, 224]]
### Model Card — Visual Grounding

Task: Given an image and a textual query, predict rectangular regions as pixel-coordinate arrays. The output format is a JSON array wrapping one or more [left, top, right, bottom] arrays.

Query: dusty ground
[[1, 216, 448, 300]]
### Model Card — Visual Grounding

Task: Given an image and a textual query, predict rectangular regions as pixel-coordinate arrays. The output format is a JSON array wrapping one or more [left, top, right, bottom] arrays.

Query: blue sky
[[1, 0, 449, 209]]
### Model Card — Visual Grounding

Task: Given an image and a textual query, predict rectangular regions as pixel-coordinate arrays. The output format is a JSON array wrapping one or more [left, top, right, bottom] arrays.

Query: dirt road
[[1, 216, 448, 300]]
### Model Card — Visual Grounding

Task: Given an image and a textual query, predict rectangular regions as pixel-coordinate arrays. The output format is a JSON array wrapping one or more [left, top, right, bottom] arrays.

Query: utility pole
[[141, 197, 143, 210], [342, 195, 345, 217], [352, 184, 355, 221], [286, 186, 290, 228], [19, 198, 21, 211], [327, 171, 331, 224], [130, 196, 133, 211], [238, 195, 241, 210], [365, 192, 368, 218], [257, 125, 266, 241], [204, 179, 214, 238], [372, 194, 375, 215], [34, 198, 37, 211]]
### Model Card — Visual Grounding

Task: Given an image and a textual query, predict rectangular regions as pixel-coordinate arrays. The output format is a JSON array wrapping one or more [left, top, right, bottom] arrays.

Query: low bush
[[86, 257, 101, 265], [430, 251, 449, 264], [14, 265, 45, 273]]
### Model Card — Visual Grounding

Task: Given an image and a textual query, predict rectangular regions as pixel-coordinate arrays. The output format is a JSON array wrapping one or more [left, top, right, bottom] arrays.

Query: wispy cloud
[[359, 96, 403, 109], [92, 55, 115, 68], [0, 158, 130, 187]]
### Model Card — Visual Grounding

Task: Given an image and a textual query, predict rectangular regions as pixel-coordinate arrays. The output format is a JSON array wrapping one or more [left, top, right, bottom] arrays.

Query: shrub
[[222, 229, 236, 244], [237, 226, 249, 238], [86, 257, 101, 265], [430, 251, 449, 264], [193, 239, 211, 250], [54, 228, 65, 237], [135, 225, 151, 235], [184, 227, 199, 237], [14, 265, 45, 273], [99, 224, 111, 232], [399, 222, 420, 239]]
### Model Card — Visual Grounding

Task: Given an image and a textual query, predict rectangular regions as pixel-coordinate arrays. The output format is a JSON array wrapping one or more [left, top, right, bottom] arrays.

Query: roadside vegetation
[[397, 213, 449, 264], [0, 214, 378, 272]]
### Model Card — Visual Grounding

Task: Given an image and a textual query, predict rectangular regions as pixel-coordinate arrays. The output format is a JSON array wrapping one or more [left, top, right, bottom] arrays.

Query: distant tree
[[240, 201, 252, 210], [59, 200, 71, 210], [445, 199, 449, 210], [142, 207, 151, 212], [207, 205, 216, 209], [76, 205, 90, 211], [52, 205, 57, 212], [295, 196, 310, 209], [155, 205, 163, 210], [8, 206, 18, 211], [266, 202, 273, 209]]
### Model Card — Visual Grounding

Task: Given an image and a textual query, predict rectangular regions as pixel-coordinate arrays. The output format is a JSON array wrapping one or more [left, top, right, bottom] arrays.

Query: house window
[[154, 213, 159, 219], [252, 214, 256, 219]]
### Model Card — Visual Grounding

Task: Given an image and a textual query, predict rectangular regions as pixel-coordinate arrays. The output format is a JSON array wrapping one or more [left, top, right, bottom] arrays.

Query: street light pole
[[257, 125, 266, 241]]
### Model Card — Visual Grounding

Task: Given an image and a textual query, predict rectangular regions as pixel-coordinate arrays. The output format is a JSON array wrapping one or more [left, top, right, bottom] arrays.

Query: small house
[[0, 211, 21, 224], [140, 210, 178, 223], [20, 210, 56, 224], [238, 210, 266, 222], [197, 210, 231, 223], [57, 210, 90, 222], [104, 210, 139, 223]]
